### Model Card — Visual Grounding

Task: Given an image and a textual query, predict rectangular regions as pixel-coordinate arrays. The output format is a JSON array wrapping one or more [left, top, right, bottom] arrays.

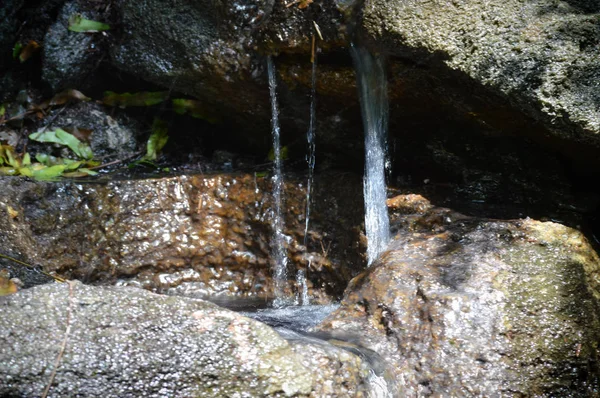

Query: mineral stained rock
[[318, 194, 600, 396]]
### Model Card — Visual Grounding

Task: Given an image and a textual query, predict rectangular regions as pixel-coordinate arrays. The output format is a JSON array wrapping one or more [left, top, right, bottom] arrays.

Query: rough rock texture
[[362, 0, 600, 149], [318, 194, 600, 396], [42, 1, 108, 92], [0, 173, 364, 303], [26, 102, 142, 159], [0, 281, 373, 397]]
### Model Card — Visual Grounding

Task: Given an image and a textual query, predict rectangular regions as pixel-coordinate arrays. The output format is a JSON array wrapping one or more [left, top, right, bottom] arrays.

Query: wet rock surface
[[0, 172, 364, 304], [318, 194, 600, 396], [362, 0, 600, 159], [0, 281, 374, 397]]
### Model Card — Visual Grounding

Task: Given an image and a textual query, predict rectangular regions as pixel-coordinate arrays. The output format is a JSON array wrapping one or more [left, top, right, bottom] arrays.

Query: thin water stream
[[351, 43, 391, 265], [267, 57, 289, 307]]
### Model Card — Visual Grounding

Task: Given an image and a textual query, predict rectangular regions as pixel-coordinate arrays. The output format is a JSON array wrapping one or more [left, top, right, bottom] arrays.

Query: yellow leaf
[[0, 269, 18, 296], [6, 205, 18, 219]]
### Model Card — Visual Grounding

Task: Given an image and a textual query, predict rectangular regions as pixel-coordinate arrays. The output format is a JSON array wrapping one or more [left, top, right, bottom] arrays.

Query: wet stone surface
[[0, 281, 374, 397], [318, 194, 600, 396], [0, 173, 364, 304]]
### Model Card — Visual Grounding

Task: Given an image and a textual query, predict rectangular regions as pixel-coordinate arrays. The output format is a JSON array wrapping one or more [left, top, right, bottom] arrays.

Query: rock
[[42, 0, 110, 92], [0, 281, 373, 397], [318, 194, 600, 396], [0, 173, 364, 304], [29, 102, 142, 159], [362, 0, 600, 152]]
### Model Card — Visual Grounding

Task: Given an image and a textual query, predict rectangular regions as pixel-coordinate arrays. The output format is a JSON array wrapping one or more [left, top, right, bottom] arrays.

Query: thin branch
[[0, 253, 65, 283]]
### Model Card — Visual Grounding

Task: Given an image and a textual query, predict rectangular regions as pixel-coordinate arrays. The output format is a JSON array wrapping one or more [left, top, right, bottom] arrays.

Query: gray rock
[[37, 102, 141, 159], [42, 0, 108, 92], [318, 194, 600, 396], [0, 281, 372, 397], [362, 0, 600, 146]]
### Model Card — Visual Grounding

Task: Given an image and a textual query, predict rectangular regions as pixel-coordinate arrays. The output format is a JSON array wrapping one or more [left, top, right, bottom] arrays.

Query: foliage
[[102, 91, 168, 108], [143, 118, 169, 161], [29, 128, 94, 160], [68, 14, 110, 32], [172, 99, 219, 123]]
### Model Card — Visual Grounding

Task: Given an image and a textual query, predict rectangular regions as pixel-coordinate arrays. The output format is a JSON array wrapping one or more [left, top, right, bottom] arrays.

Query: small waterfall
[[267, 56, 289, 307], [303, 48, 318, 248], [298, 41, 318, 306], [295, 268, 310, 306], [350, 43, 391, 265]]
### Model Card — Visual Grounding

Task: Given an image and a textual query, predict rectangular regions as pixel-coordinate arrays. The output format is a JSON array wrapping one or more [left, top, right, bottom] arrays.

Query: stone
[[42, 0, 110, 92], [0, 173, 364, 303], [318, 194, 600, 396], [0, 281, 373, 397], [362, 0, 600, 149]]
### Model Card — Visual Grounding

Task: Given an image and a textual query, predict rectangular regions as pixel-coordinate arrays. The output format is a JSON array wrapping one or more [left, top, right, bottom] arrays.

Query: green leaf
[[32, 164, 67, 181], [143, 118, 169, 161], [22, 153, 31, 166], [103, 91, 168, 108], [68, 14, 110, 32], [29, 128, 94, 160], [171, 99, 219, 123], [12, 42, 22, 59], [63, 168, 98, 177], [0, 104, 5, 117]]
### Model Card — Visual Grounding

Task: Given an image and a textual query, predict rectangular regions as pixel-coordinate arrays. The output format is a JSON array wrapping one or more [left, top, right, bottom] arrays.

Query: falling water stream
[[267, 56, 289, 307], [350, 43, 391, 265], [260, 53, 393, 397], [295, 48, 319, 306]]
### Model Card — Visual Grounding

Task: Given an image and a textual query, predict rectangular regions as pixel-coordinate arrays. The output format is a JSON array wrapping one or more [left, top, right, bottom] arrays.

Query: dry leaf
[[6, 205, 18, 219], [0, 269, 18, 296], [18, 40, 41, 63]]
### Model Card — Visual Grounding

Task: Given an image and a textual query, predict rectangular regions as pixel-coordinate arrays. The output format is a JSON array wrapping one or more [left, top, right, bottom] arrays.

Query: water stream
[[267, 56, 289, 307], [243, 305, 393, 397], [296, 47, 319, 306], [350, 43, 391, 265]]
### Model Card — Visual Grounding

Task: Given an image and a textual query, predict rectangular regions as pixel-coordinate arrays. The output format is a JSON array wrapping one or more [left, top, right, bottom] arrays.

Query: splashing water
[[267, 56, 289, 307], [350, 43, 391, 265]]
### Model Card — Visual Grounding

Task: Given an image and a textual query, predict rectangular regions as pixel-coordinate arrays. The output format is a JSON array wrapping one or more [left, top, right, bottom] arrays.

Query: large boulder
[[318, 194, 600, 396], [0, 173, 364, 303], [0, 281, 374, 397], [361, 0, 600, 161]]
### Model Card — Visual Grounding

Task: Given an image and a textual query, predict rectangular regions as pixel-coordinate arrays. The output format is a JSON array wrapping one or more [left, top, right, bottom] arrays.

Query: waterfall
[[297, 43, 318, 306], [350, 43, 391, 265], [267, 56, 289, 307]]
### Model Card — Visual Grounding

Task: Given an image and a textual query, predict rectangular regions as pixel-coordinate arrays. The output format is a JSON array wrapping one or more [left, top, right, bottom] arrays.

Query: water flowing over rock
[[0, 173, 365, 304], [0, 281, 375, 397], [318, 194, 600, 396]]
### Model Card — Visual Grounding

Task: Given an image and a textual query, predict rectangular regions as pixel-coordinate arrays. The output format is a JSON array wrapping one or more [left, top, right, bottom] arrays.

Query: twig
[[87, 151, 143, 170], [42, 280, 75, 398], [0, 253, 65, 283], [311, 35, 316, 64]]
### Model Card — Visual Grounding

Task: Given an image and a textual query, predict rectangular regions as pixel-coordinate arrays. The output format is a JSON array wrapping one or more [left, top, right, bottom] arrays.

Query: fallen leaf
[[64, 126, 93, 143], [18, 40, 41, 63], [6, 205, 19, 219], [48, 89, 91, 106], [0, 269, 18, 296], [68, 14, 110, 32], [103, 91, 168, 108], [29, 128, 94, 159]]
